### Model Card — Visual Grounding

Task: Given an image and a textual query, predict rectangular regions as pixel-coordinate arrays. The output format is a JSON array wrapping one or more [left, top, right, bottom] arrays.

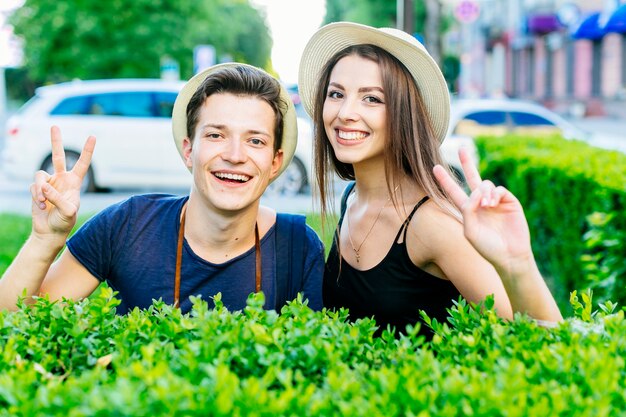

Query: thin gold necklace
[[346, 185, 399, 263]]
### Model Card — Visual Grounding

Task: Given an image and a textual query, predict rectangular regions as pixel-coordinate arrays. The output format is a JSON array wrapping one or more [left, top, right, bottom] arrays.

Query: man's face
[[183, 93, 283, 213]]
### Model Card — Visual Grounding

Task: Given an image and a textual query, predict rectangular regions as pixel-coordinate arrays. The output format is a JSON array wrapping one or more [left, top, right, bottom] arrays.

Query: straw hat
[[172, 63, 298, 179], [298, 22, 450, 143]]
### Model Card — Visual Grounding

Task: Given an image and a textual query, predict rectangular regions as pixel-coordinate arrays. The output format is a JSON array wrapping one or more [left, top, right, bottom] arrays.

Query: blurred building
[[447, 0, 626, 117]]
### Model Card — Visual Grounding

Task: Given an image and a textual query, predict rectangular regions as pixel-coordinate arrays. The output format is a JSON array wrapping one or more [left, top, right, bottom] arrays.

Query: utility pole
[[424, 0, 442, 65], [396, 0, 414, 34]]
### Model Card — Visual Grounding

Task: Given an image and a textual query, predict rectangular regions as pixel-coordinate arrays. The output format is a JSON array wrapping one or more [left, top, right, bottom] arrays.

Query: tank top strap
[[395, 195, 430, 243]]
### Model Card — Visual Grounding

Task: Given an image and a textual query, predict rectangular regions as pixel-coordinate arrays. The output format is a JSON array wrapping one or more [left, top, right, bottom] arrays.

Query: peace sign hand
[[433, 148, 534, 275], [29, 126, 96, 241]]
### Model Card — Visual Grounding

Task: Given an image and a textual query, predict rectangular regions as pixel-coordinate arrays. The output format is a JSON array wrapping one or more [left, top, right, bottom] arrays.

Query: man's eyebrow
[[198, 123, 226, 130], [246, 129, 272, 137], [199, 124, 271, 137]]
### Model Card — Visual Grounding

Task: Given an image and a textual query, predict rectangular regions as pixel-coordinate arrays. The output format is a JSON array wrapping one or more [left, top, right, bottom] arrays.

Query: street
[[1, 117, 624, 217], [0, 171, 347, 216]]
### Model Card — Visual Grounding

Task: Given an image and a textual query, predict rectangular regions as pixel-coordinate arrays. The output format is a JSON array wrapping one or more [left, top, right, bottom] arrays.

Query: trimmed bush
[[0, 290, 625, 416], [476, 135, 626, 308]]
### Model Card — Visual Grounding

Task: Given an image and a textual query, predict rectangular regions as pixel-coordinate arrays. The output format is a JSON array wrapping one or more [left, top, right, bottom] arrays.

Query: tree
[[323, 0, 449, 66], [9, 0, 272, 84]]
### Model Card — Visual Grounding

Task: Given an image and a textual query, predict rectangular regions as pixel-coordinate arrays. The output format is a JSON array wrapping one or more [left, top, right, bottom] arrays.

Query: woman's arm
[[431, 148, 562, 322]]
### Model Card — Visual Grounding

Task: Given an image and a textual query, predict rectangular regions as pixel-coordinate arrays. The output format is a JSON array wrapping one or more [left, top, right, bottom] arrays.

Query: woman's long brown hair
[[312, 44, 459, 222]]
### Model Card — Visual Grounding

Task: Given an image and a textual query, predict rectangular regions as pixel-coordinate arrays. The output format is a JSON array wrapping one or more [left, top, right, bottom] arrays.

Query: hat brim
[[298, 22, 450, 143], [172, 63, 298, 180]]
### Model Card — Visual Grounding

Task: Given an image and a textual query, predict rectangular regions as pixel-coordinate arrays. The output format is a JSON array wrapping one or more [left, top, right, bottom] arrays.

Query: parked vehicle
[[1, 78, 315, 194], [448, 98, 624, 152]]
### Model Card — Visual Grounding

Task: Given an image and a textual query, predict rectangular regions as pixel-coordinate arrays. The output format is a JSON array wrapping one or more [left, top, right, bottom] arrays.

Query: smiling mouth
[[213, 172, 251, 183], [337, 130, 368, 140]]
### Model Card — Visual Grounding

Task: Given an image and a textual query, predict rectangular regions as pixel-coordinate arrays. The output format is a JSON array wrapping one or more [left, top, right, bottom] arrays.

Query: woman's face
[[322, 54, 387, 166]]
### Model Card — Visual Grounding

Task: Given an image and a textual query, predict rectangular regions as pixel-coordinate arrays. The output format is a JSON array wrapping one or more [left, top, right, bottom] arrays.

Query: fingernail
[[39, 202, 46, 210], [481, 198, 489, 207]]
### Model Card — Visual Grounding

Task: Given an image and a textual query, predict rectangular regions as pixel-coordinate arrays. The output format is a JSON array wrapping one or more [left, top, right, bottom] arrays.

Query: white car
[[449, 98, 622, 152], [2, 79, 315, 194]]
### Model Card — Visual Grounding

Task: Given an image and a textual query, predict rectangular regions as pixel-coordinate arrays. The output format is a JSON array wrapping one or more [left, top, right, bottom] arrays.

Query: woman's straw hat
[[298, 22, 450, 143]]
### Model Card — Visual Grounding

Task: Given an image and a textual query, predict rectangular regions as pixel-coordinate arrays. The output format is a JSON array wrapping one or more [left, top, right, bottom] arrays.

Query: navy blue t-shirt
[[66, 194, 324, 313]]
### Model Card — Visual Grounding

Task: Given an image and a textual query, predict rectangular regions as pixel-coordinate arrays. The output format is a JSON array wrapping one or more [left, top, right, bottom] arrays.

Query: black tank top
[[323, 190, 461, 337]]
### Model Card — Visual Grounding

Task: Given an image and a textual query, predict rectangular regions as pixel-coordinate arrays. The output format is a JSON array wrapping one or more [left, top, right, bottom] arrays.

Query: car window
[[454, 111, 508, 137], [50, 92, 159, 117], [509, 111, 555, 126], [50, 95, 91, 115], [462, 111, 507, 125], [154, 92, 178, 118], [92, 92, 153, 117]]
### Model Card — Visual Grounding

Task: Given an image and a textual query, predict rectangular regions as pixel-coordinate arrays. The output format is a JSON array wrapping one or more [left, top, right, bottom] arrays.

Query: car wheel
[[41, 151, 96, 193], [267, 157, 308, 196]]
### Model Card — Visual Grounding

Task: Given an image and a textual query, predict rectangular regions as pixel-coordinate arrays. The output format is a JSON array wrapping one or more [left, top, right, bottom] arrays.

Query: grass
[[0, 214, 32, 276], [0, 212, 335, 276]]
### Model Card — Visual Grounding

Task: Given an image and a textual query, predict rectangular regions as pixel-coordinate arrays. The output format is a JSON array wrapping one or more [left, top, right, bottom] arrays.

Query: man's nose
[[222, 139, 246, 163]]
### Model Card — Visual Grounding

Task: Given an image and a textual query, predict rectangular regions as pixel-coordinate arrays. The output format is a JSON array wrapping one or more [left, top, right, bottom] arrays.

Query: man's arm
[[0, 126, 98, 310], [0, 240, 101, 310]]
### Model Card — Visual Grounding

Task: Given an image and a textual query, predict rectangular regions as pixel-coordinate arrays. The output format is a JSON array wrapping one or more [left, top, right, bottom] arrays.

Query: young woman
[[298, 22, 562, 335]]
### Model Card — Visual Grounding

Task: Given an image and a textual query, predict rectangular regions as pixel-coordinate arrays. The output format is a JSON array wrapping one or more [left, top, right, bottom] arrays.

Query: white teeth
[[214, 172, 251, 182], [337, 130, 367, 140]]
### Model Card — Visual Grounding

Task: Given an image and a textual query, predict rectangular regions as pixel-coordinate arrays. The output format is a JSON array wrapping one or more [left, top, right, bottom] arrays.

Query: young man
[[0, 63, 324, 313]]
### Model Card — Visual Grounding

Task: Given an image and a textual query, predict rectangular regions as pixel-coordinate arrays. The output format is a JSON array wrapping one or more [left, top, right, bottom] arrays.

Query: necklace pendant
[[356, 252, 360, 263]]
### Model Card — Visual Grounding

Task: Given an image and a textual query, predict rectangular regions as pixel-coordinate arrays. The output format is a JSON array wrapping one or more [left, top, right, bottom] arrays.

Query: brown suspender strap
[[174, 202, 187, 308], [174, 201, 262, 309], [254, 223, 261, 293]]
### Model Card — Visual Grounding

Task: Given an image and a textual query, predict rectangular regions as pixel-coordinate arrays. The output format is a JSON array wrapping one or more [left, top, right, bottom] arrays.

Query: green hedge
[[476, 135, 626, 308], [0, 290, 624, 416]]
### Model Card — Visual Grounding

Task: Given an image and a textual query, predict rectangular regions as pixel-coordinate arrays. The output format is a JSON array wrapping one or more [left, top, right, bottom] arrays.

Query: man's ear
[[182, 137, 193, 168], [270, 149, 284, 180]]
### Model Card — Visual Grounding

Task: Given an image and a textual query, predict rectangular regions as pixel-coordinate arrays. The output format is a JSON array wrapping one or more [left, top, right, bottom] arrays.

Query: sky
[[251, 0, 326, 85], [0, 0, 25, 67]]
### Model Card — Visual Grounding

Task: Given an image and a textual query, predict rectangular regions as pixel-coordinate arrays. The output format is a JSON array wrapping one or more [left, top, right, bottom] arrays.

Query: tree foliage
[[322, 0, 454, 66], [323, 0, 426, 35], [9, 0, 271, 84]]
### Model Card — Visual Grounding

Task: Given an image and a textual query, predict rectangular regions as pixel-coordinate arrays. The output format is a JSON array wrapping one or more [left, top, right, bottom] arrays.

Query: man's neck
[[182, 194, 261, 263]]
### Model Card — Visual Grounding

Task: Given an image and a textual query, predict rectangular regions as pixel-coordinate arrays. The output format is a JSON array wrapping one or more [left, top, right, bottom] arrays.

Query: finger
[[33, 170, 52, 208], [459, 147, 482, 191], [71, 136, 96, 179], [30, 183, 47, 211], [433, 164, 467, 210], [491, 186, 508, 207], [478, 180, 496, 207], [50, 126, 67, 173], [41, 183, 77, 218]]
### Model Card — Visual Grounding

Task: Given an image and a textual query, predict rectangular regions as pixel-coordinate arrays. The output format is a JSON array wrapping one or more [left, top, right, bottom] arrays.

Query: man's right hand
[[29, 126, 96, 241]]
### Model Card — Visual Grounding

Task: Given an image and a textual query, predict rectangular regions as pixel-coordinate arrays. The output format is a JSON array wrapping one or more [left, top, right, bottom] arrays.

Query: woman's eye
[[364, 96, 383, 104], [327, 90, 343, 99]]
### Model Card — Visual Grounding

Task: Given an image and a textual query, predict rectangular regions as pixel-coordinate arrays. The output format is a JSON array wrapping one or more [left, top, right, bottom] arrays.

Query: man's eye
[[206, 133, 221, 139], [249, 138, 264, 145]]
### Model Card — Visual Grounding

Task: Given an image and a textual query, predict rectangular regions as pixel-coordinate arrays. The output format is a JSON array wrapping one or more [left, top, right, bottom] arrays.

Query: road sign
[[455, 0, 480, 24], [194, 45, 216, 74]]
